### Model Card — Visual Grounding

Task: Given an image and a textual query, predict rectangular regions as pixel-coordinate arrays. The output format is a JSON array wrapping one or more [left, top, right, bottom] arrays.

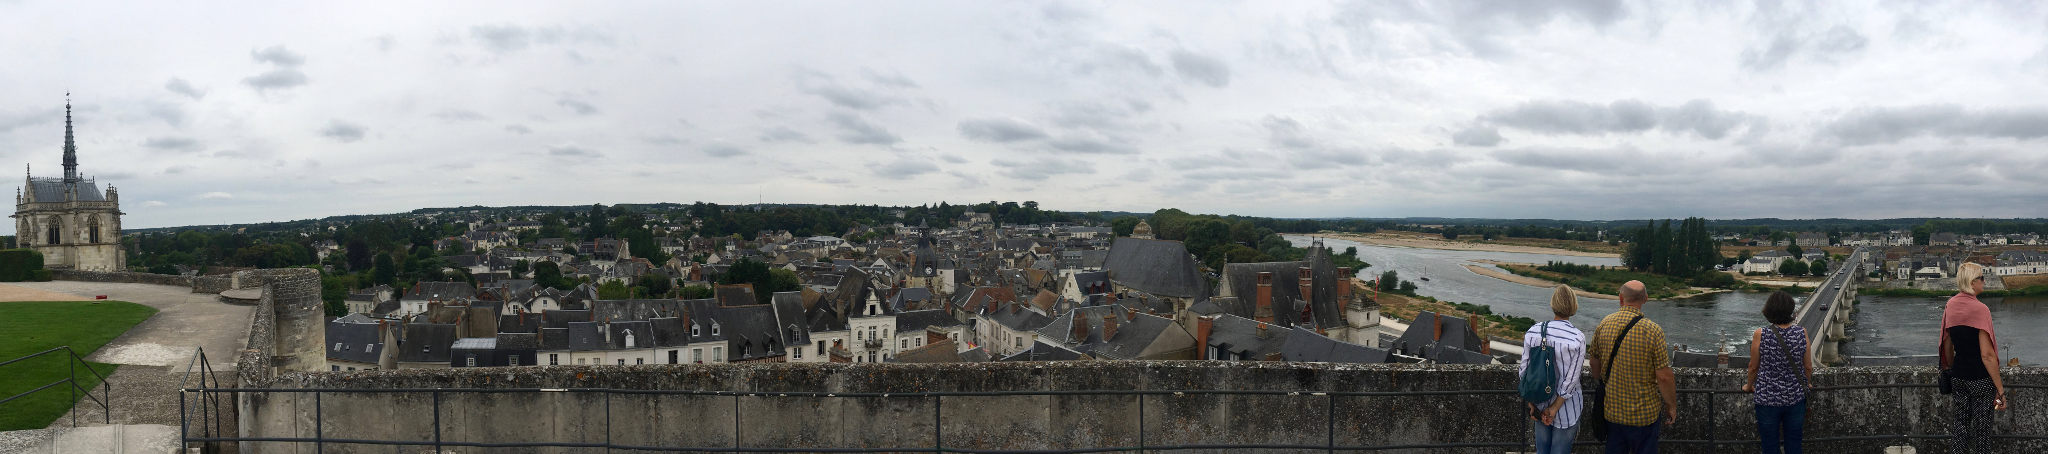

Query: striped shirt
[[1520, 319, 1586, 429], [1589, 306, 1670, 427]]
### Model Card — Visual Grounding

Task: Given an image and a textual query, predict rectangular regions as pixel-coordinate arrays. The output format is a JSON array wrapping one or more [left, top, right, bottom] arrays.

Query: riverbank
[[1462, 264, 1620, 300], [1318, 232, 1619, 259]]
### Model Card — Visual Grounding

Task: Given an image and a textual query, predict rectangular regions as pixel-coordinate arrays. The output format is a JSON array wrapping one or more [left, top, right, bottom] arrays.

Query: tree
[[345, 239, 370, 272], [635, 273, 674, 298], [1809, 259, 1830, 276], [1779, 260, 1809, 276], [679, 285, 715, 299], [1786, 244, 1804, 259], [722, 258, 798, 305], [1114, 216, 1146, 237], [598, 280, 633, 299], [511, 259, 530, 278], [1379, 270, 1401, 292], [371, 253, 397, 287], [533, 261, 570, 290]]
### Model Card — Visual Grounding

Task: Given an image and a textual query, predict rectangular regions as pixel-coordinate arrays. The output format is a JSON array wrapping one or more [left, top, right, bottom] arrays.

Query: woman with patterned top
[[1519, 285, 1585, 454], [1743, 291, 1811, 454]]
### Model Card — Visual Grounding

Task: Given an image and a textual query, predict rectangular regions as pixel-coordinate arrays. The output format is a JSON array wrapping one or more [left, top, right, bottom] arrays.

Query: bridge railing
[[182, 380, 2048, 453]]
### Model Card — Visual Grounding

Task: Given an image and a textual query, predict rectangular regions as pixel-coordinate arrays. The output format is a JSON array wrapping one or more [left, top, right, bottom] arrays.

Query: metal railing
[[181, 375, 2046, 453], [0, 345, 112, 428], [179, 347, 228, 452]]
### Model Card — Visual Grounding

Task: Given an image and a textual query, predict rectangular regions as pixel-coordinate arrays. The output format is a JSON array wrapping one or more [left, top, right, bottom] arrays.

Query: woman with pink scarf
[[1939, 262, 2006, 454]]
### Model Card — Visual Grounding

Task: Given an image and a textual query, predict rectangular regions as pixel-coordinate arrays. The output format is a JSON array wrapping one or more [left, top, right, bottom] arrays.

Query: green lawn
[[0, 301, 156, 430]]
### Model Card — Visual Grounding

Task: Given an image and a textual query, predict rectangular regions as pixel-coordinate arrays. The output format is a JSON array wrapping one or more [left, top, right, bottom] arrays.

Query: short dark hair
[[1763, 291, 1797, 325]]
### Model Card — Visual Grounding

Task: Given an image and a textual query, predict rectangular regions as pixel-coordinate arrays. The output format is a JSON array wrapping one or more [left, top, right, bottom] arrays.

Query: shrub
[[0, 249, 46, 282], [29, 270, 52, 282]]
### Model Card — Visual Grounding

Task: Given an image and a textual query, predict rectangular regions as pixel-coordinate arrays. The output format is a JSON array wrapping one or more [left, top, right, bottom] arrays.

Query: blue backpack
[[1519, 322, 1559, 405]]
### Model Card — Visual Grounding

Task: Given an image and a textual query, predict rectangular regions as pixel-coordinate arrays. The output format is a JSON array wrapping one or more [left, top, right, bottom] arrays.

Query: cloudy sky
[[5, 1, 2048, 230]]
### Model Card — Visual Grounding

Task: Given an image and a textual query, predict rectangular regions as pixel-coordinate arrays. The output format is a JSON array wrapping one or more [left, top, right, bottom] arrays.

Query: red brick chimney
[[1256, 321, 1269, 339], [1195, 315, 1215, 360], [1432, 316, 1443, 341], [1255, 272, 1275, 323], [1298, 266, 1315, 306], [1101, 315, 1118, 340], [1071, 316, 1089, 343], [1337, 267, 1353, 301], [1467, 315, 1490, 354], [1124, 307, 1137, 321]]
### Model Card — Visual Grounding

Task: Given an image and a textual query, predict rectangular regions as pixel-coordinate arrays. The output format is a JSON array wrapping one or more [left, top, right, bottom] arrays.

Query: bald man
[[1588, 280, 1677, 453]]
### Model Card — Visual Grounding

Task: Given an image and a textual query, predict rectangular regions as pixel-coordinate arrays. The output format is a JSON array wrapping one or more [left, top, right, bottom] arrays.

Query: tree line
[[1622, 218, 1722, 277]]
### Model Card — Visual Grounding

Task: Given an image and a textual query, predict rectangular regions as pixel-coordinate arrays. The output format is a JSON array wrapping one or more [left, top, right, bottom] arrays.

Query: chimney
[[1468, 315, 1489, 354], [1255, 322, 1269, 339], [1717, 346, 1731, 369], [1195, 316, 1215, 360], [1071, 316, 1089, 343], [1298, 267, 1315, 306], [1102, 315, 1119, 340], [1432, 316, 1443, 341], [1255, 272, 1275, 323], [1125, 307, 1137, 321], [1337, 267, 1353, 301]]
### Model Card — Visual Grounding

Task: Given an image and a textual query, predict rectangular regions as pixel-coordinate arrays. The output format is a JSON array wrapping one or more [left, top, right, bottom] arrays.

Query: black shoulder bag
[[1590, 315, 1643, 442], [1938, 312, 1954, 395]]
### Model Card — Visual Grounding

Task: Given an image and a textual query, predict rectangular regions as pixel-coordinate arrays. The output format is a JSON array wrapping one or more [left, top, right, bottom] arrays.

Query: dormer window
[[692, 323, 702, 336], [711, 321, 721, 336]]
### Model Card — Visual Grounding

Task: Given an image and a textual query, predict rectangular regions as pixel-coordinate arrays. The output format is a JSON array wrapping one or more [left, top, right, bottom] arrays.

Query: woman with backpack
[[1743, 291, 1811, 454], [1520, 284, 1586, 454]]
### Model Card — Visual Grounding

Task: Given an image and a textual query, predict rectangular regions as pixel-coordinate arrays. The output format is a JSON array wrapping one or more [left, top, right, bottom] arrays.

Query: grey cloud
[[758, 126, 814, 143], [242, 69, 308, 92], [702, 143, 746, 158], [1822, 105, 2048, 145], [162, 165, 193, 175], [643, 135, 686, 146], [1169, 50, 1231, 88], [374, 34, 396, 52], [1479, 99, 1760, 140], [469, 24, 615, 54], [867, 156, 938, 178], [319, 120, 367, 143], [806, 84, 898, 111], [143, 136, 202, 152], [1452, 125, 1503, 147], [556, 97, 599, 115], [957, 117, 1049, 142], [1743, 25, 1868, 71], [1490, 146, 1644, 172], [164, 78, 207, 100], [1045, 133, 1136, 154], [547, 144, 600, 157], [505, 124, 533, 134], [946, 170, 987, 188], [1341, 1, 1627, 59], [940, 155, 968, 164], [145, 102, 185, 127], [250, 46, 306, 67], [1049, 100, 1148, 130], [827, 112, 901, 145], [0, 107, 58, 134], [433, 109, 488, 122], [1071, 44, 1164, 77], [1262, 116, 1314, 149], [992, 158, 1096, 181], [861, 68, 919, 88]]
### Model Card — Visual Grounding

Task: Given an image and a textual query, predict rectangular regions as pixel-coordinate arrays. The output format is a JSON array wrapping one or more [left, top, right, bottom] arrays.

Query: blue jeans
[[1604, 420, 1662, 454], [1757, 399, 1806, 454], [1531, 420, 1580, 454]]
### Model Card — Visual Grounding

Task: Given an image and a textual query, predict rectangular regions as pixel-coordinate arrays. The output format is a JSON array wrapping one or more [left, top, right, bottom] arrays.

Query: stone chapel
[[13, 98, 125, 271]]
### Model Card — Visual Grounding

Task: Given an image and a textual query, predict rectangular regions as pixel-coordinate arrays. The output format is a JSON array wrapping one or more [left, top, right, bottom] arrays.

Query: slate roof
[[608, 320, 654, 349], [542, 310, 592, 328], [1000, 340, 1088, 361], [496, 332, 539, 350], [985, 303, 1054, 332], [1205, 314, 1290, 361], [539, 327, 569, 351], [1102, 238, 1208, 298], [894, 309, 960, 333], [25, 177, 106, 203], [498, 313, 542, 334], [566, 322, 605, 350], [1278, 327, 1388, 364], [768, 292, 811, 346], [680, 299, 729, 345], [450, 338, 497, 351], [722, 304, 786, 361], [1391, 311, 1486, 359], [716, 285, 757, 307], [325, 319, 383, 365], [588, 299, 684, 322], [397, 323, 458, 363]]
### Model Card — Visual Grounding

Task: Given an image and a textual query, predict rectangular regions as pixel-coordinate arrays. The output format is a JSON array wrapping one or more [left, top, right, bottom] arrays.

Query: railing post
[[605, 390, 612, 453], [1707, 389, 1716, 448], [1325, 393, 1335, 454], [68, 358, 76, 427], [733, 394, 742, 453], [1139, 393, 1147, 454], [432, 390, 442, 453], [179, 389, 188, 448], [934, 394, 942, 453], [315, 391, 323, 454]]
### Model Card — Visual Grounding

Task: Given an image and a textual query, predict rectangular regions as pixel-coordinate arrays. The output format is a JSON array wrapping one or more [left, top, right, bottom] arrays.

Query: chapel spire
[[62, 94, 79, 184]]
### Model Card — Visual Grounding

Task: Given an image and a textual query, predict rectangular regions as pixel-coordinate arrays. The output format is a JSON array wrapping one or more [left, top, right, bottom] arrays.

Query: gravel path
[[0, 283, 93, 302]]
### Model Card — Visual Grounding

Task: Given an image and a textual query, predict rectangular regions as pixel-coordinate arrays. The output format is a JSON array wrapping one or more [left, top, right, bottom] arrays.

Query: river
[[1288, 235, 1787, 352], [1845, 294, 2048, 366]]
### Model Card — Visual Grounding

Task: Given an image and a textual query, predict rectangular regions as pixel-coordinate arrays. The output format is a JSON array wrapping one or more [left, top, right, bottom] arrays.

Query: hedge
[[0, 249, 45, 282]]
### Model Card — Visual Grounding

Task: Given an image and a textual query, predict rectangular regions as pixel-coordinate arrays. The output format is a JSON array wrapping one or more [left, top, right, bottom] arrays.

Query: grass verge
[[0, 301, 156, 430]]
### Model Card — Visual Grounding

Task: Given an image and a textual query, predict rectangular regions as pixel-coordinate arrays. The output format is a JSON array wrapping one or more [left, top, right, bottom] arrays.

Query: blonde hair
[[1549, 285, 1578, 317], [1957, 262, 1986, 295]]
